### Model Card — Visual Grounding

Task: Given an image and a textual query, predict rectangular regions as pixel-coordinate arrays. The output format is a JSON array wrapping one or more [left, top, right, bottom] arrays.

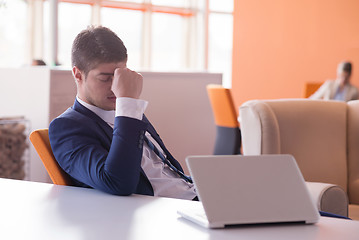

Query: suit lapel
[[73, 99, 113, 141], [330, 80, 340, 99]]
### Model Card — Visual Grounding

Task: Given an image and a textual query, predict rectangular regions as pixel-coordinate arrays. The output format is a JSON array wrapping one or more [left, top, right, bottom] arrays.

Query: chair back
[[240, 99, 348, 191], [304, 82, 322, 98], [207, 84, 238, 128], [347, 101, 359, 204], [29, 129, 74, 186], [207, 84, 241, 155]]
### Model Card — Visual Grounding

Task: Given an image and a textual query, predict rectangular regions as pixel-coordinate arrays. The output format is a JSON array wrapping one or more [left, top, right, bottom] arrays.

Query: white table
[[0, 178, 358, 240]]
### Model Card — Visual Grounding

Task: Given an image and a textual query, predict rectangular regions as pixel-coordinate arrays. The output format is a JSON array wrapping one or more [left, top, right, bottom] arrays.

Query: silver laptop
[[177, 154, 319, 228]]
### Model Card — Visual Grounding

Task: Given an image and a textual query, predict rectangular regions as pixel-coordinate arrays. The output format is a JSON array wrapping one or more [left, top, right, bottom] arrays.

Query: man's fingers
[[112, 68, 143, 99]]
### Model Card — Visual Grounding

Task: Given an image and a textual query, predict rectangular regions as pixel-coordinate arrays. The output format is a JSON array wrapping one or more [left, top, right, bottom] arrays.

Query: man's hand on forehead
[[111, 68, 143, 99]]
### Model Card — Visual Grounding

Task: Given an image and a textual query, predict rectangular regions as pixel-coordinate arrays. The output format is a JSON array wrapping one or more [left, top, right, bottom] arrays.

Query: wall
[[0, 67, 50, 182], [232, 0, 359, 109]]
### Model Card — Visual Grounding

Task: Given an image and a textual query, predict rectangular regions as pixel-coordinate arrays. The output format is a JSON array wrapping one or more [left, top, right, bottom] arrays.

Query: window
[[58, 3, 92, 66], [43, 2, 92, 66], [0, 0, 233, 85], [152, 0, 186, 8], [208, 0, 233, 87], [208, 12, 233, 88], [0, 0, 27, 67], [101, 7, 142, 69], [151, 12, 185, 71]]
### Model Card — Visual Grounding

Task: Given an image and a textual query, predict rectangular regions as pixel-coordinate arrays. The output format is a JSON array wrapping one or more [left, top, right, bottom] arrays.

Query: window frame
[[27, 0, 233, 84]]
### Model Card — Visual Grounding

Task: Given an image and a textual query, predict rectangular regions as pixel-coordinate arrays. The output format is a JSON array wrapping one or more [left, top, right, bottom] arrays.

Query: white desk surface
[[1, 178, 359, 240]]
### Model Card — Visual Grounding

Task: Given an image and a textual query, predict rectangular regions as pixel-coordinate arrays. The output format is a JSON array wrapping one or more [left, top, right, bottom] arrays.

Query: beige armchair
[[239, 99, 359, 219]]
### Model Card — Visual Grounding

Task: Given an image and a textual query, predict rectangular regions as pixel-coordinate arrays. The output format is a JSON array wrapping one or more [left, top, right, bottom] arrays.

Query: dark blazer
[[49, 99, 184, 196]]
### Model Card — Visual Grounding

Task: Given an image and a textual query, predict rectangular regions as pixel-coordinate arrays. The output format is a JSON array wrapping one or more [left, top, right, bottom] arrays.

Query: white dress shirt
[[76, 97, 196, 200]]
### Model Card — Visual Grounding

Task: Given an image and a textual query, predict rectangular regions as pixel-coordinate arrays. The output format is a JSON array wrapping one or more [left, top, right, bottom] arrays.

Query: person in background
[[31, 59, 47, 66], [310, 61, 359, 102]]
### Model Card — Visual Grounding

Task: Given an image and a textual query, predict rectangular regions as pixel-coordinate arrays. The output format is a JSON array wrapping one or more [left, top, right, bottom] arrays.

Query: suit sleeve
[[309, 81, 331, 100], [49, 116, 148, 196], [350, 85, 359, 101]]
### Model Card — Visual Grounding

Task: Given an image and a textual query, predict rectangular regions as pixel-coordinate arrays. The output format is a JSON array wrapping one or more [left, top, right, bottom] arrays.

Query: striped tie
[[144, 136, 192, 183]]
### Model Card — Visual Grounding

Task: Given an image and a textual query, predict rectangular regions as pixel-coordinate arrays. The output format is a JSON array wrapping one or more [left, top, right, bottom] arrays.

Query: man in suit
[[310, 61, 359, 102], [49, 26, 197, 200]]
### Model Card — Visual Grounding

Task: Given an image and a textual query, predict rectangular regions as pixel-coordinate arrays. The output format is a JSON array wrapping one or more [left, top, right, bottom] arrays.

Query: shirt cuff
[[116, 97, 148, 120]]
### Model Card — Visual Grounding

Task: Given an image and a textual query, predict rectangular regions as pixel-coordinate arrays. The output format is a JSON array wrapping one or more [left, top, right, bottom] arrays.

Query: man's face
[[337, 70, 350, 85], [75, 61, 127, 110]]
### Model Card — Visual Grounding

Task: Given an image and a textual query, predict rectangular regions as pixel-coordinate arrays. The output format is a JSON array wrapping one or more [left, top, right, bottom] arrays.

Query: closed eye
[[97, 76, 113, 82]]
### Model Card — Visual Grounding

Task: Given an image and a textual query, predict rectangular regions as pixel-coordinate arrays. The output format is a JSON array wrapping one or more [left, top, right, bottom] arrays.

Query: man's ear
[[72, 66, 84, 84]]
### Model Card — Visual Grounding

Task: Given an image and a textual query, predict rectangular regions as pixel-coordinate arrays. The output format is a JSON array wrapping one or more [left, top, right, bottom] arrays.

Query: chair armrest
[[305, 182, 348, 217]]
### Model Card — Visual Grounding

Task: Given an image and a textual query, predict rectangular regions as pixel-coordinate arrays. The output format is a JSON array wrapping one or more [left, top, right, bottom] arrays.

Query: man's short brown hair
[[338, 61, 352, 76], [71, 26, 127, 77]]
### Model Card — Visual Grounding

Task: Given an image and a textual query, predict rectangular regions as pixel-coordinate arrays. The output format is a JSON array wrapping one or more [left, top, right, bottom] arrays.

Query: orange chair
[[29, 129, 74, 186], [304, 82, 323, 98], [206, 84, 241, 155]]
